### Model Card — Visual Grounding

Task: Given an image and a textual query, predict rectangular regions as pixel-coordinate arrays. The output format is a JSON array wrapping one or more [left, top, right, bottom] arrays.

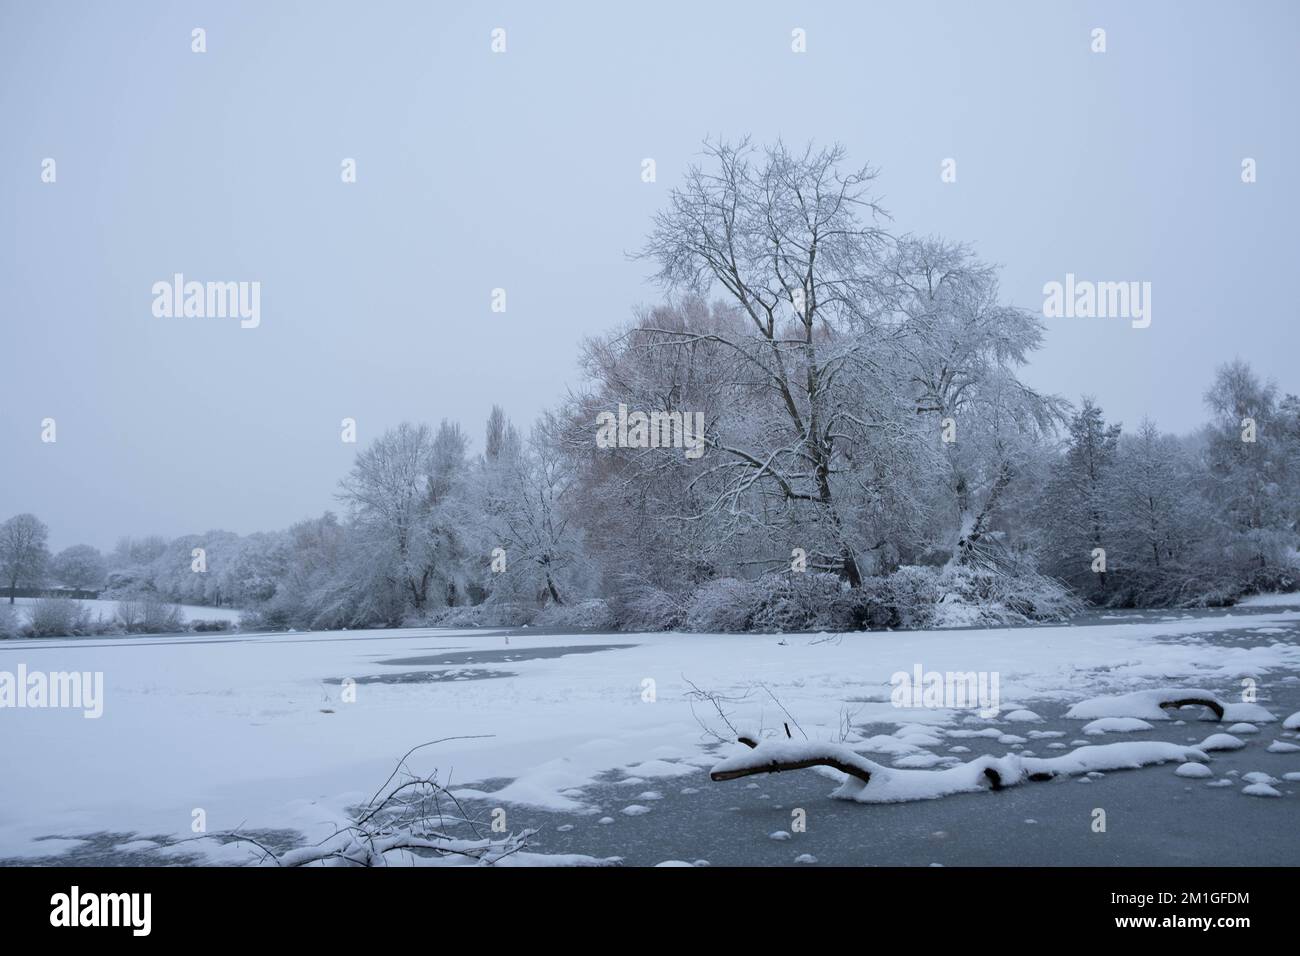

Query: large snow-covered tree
[[0, 513, 50, 603], [886, 237, 1063, 567], [640, 139, 894, 586]]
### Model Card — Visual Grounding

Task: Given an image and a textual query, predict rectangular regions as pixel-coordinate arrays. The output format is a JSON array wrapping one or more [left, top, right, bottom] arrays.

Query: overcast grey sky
[[2, 0, 1297, 552]]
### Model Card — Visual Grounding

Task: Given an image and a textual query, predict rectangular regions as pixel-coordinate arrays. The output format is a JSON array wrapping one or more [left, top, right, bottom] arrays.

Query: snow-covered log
[[710, 738, 1208, 803], [710, 738, 875, 784], [1064, 688, 1225, 722]]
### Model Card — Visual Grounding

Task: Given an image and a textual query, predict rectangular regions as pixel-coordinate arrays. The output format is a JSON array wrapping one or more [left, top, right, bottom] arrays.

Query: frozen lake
[[1, 606, 1298, 866]]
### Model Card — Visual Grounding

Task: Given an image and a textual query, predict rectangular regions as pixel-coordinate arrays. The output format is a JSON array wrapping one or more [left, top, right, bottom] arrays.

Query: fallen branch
[[712, 754, 873, 784], [1065, 688, 1227, 722], [711, 737, 1208, 803], [1159, 697, 1224, 720], [160, 736, 539, 867]]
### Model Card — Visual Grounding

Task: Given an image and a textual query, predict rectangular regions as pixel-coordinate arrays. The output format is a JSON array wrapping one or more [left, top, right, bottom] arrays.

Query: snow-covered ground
[[1, 609, 1298, 864], [7, 597, 243, 625], [1236, 591, 1300, 608]]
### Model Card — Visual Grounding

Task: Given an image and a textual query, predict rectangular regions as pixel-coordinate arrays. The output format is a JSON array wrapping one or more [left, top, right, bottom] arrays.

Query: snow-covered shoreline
[[6, 596, 243, 625]]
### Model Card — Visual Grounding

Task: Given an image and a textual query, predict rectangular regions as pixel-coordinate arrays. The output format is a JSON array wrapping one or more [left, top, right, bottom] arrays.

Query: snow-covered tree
[[1105, 420, 1207, 603], [0, 513, 50, 603], [886, 237, 1064, 567], [337, 423, 443, 613], [640, 139, 893, 586], [49, 543, 107, 590], [1198, 360, 1298, 592], [1034, 399, 1122, 597]]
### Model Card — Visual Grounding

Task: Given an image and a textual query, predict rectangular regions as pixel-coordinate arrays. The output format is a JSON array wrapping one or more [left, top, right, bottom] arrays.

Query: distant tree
[[0, 513, 51, 603], [484, 411, 586, 607], [50, 544, 107, 590], [1034, 399, 1122, 597], [484, 404, 521, 463], [1106, 420, 1206, 603], [1200, 359, 1297, 587], [337, 422, 480, 615], [110, 535, 168, 569], [426, 420, 476, 607]]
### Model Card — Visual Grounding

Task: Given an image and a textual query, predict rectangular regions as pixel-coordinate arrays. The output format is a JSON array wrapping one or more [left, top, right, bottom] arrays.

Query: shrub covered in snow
[[115, 596, 186, 634], [532, 598, 614, 631], [190, 618, 233, 633], [882, 566, 943, 628], [668, 562, 1079, 634], [749, 572, 850, 632], [0, 604, 22, 639], [427, 602, 538, 629], [608, 577, 684, 632], [684, 578, 765, 633], [25, 597, 97, 637], [938, 564, 1081, 625]]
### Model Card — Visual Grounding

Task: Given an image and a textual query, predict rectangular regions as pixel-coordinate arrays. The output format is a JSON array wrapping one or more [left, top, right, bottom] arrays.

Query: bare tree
[[640, 139, 893, 585], [484, 411, 582, 606]]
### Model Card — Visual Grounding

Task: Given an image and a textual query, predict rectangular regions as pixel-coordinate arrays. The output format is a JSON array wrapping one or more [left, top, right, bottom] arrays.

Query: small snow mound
[[1283, 712, 1300, 731], [1175, 763, 1213, 779], [794, 853, 818, 864], [1198, 733, 1246, 752], [1282, 772, 1300, 782], [893, 753, 946, 769], [1226, 722, 1259, 734], [636, 791, 664, 800], [597, 817, 615, 825], [1242, 783, 1282, 798], [654, 860, 694, 867], [621, 804, 651, 816], [1004, 710, 1042, 723], [1205, 779, 1234, 788], [1222, 703, 1277, 723], [1243, 771, 1279, 785], [768, 830, 792, 841], [1266, 741, 1300, 754], [624, 759, 695, 779], [1082, 717, 1154, 735], [896, 732, 943, 747]]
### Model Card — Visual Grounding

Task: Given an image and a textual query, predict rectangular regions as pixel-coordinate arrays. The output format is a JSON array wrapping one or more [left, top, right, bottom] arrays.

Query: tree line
[[4, 140, 1297, 634]]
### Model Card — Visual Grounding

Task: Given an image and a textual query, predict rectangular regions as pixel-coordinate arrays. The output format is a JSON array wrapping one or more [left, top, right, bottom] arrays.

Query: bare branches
[[164, 737, 538, 867]]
